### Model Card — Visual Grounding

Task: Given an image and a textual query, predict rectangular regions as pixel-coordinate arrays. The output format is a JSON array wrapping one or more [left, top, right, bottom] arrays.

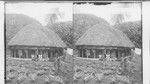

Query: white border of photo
[[0, 1, 4, 84], [143, 2, 150, 84]]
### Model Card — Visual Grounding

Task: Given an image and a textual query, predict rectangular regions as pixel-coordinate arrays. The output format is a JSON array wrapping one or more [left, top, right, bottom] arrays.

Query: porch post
[[25, 49, 28, 58], [40, 50, 43, 58], [117, 48, 120, 59], [51, 50, 53, 58], [104, 48, 106, 58], [84, 49, 89, 58], [14, 50, 16, 58], [78, 49, 80, 57], [10, 49, 13, 57], [35, 49, 38, 59], [93, 49, 96, 58], [18, 50, 21, 58], [46, 50, 48, 58], [36, 49, 39, 55], [82, 48, 84, 58], [125, 48, 128, 57], [129, 48, 133, 61]]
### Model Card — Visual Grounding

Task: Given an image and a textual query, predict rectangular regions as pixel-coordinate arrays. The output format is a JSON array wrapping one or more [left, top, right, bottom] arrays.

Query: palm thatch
[[8, 22, 66, 48], [75, 24, 135, 48], [6, 14, 40, 45]]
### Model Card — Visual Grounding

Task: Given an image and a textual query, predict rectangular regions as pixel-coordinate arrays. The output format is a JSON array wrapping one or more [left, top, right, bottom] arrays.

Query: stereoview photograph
[[5, 2, 142, 84]]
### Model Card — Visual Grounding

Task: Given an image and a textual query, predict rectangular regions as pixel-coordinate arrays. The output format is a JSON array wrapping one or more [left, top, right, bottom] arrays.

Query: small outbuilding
[[8, 22, 66, 60], [75, 24, 135, 60]]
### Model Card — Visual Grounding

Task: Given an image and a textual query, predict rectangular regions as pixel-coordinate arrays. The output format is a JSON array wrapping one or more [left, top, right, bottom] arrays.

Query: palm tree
[[46, 8, 63, 25]]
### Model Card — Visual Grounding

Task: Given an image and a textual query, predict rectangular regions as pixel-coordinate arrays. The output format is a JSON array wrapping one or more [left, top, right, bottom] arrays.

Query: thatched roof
[[75, 24, 135, 48], [8, 22, 66, 48]]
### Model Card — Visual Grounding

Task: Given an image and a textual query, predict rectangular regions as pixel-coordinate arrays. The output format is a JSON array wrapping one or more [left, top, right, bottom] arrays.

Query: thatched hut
[[8, 22, 66, 60], [75, 24, 135, 60]]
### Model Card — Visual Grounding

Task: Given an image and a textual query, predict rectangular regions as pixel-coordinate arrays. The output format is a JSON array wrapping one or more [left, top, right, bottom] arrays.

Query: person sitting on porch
[[99, 54, 103, 60], [38, 54, 42, 61], [32, 54, 38, 61]]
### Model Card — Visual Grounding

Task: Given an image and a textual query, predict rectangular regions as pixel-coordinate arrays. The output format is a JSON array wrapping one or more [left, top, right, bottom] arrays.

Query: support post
[[25, 49, 28, 58], [82, 49, 84, 58], [85, 49, 87, 58], [78, 49, 80, 57], [36, 49, 38, 55], [10, 49, 13, 57], [40, 50, 43, 58], [14, 50, 16, 58], [35, 49, 39, 59], [117, 48, 120, 60], [51, 50, 53, 58], [93, 49, 96, 58], [131, 49, 133, 58], [104, 48, 106, 58], [18, 50, 21, 58], [46, 50, 48, 58]]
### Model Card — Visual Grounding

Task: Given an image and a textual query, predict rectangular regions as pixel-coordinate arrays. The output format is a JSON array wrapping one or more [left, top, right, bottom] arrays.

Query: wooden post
[[51, 50, 53, 58], [82, 49, 84, 58], [131, 49, 133, 58], [85, 49, 86, 58], [46, 50, 48, 58], [18, 50, 21, 58], [36, 49, 38, 55], [10, 49, 13, 57], [25, 49, 28, 58], [80, 49, 82, 57], [85, 49, 87, 58], [117, 48, 119, 59], [40, 50, 43, 58], [14, 50, 16, 58], [35, 49, 38, 59], [104, 48, 106, 58], [93, 49, 96, 58], [78, 49, 80, 57]]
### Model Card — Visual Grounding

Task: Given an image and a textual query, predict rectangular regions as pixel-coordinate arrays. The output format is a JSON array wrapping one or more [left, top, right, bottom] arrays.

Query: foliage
[[46, 21, 73, 48], [6, 58, 64, 84], [45, 8, 64, 25], [74, 54, 142, 84], [114, 21, 142, 48], [110, 13, 131, 25], [110, 13, 126, 25], [125, 52, 142, 84]]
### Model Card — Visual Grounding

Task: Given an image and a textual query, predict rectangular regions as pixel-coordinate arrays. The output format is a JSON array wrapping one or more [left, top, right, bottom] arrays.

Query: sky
[[6, 2, 73, 26], [6, 2, 141, 26], [74, 2, 141, 25]]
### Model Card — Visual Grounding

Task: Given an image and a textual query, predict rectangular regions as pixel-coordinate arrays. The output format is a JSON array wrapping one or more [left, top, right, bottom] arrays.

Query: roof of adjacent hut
[[8, 22, 67, 48], [75, 24, 135, 48]]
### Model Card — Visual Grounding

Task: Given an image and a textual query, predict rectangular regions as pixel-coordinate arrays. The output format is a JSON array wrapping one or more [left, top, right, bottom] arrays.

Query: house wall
[[76, 46, 132, 61], [9, 46, 64, 60]]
